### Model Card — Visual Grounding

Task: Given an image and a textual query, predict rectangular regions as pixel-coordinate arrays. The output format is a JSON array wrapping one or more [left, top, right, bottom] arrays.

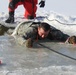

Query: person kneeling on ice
[[5, 0, 45, 23], [11, 21, 76, 48]]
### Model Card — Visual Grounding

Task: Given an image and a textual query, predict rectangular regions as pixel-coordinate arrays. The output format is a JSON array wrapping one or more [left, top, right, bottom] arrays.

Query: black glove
[[39, 1, 45, 7], [21, 0, 24, 2]]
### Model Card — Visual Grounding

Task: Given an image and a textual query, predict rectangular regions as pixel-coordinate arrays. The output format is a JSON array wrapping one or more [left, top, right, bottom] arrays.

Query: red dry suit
[[8, 0, 38, 18]]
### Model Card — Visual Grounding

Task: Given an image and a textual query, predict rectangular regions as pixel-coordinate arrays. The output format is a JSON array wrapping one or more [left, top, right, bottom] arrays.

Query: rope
[[46, 18, 76, 25], [6, 72, 13, 75], [36, 16, 76, 25], [38, 43, 76, 61]]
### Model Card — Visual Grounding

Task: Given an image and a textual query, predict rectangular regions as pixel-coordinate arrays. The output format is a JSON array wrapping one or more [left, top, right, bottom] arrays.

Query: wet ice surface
[[0, 36, 76, 75]]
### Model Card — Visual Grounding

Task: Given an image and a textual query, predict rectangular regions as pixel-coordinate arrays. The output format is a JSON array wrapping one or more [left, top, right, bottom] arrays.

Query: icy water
[[0, 35, 76, 75]]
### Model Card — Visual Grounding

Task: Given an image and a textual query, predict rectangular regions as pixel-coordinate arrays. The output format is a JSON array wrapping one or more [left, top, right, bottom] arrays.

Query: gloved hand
[[26, 38, 33, 48], [68, 36, 76, 44], [39, 0, 45, 7]]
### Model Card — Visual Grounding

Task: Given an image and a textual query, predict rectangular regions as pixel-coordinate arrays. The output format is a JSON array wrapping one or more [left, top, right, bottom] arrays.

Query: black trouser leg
[[5, 0, 21, 23]]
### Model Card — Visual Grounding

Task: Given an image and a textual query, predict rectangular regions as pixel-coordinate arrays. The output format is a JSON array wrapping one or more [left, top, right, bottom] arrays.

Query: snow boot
[[5, 11, 14, 23], [27, 15, 34, 19]]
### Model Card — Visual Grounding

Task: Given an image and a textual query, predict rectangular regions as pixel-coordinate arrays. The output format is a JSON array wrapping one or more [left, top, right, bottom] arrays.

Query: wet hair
[[39, 22, 50, 31]]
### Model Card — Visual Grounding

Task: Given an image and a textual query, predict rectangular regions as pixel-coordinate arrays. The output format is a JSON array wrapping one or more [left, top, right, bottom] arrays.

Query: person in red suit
[[5, 0, 45, 23]]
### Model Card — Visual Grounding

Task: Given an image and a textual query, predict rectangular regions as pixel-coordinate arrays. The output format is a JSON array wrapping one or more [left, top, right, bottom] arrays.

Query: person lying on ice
[[0, 21, 76, 47], [11, 21, 76, 48], [5, 0, 45, 23]]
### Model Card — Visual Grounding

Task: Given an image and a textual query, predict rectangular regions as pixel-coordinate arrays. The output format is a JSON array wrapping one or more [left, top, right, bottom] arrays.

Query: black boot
[[27, 15, 34, 19], [5, 11, 14, 23]]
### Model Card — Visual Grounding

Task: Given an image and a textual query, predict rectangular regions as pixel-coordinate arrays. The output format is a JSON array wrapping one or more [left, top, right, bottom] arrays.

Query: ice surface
[[0, 36, 76, 75], [0, 11, 76, 75]]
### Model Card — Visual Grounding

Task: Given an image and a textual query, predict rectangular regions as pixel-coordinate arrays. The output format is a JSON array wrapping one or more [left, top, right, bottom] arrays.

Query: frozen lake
[[0, 35, 76, 75], [0, 10, 76, 75]]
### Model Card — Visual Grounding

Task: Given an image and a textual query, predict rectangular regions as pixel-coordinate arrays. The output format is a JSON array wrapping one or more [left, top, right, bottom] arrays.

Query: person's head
[[38, 22, 50, 39]]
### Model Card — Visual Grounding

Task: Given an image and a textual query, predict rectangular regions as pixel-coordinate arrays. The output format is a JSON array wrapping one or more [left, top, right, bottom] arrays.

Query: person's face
[[38, 27, 50, 39]]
